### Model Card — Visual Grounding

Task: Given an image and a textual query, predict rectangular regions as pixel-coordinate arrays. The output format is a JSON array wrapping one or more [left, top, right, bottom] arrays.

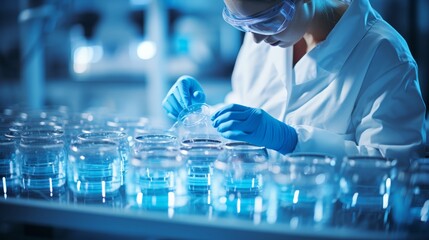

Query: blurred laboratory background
[[0, 0, 428, 127]]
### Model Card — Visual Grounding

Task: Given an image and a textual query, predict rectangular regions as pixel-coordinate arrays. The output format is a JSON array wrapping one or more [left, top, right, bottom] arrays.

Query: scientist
[[162, 0, 427, 159]]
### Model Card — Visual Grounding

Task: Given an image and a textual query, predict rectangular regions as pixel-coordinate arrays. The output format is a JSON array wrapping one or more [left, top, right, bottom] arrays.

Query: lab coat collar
[[307, 0, 380, 73]]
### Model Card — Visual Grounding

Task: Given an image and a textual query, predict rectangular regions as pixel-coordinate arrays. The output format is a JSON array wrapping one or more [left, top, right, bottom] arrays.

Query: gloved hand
[[211, 104, 297, 154], [162, 75, 206, 119]]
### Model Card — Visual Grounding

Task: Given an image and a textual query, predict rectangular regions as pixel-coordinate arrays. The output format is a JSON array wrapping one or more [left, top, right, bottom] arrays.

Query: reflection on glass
[[77, 131, 130, 187], [0, 132, 20, 198], [19, 189, 69, 203], [17, 129, 67, 197], [106, 116, 150, 148], [392, 158, 429, 234], [67, 140, 122, 198], [337, 156, 397, 231], [70, 190, 124, 208], [212, 142, 269, 223], [267, 153, 337, 228], [126, 134, 187, 217], [180, 138, 223, 217], [175, 103, 220, 143], [133, 131, 177, 154]]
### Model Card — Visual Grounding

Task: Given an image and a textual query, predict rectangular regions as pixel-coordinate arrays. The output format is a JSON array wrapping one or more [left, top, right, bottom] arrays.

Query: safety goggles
[[223, 0, 295, 35]]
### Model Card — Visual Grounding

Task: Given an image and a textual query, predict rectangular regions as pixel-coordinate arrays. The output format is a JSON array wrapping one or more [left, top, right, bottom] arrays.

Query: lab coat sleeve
[[293, 61, 427, 160]]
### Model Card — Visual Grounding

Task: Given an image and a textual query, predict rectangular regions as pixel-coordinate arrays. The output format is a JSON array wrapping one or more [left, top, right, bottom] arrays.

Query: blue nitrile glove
[[162, 75, 206, 119], [211, 104, 297, 154]]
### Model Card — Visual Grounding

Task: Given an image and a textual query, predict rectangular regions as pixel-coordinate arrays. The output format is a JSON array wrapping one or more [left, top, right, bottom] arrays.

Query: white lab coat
[[223, 0, 427, 160]]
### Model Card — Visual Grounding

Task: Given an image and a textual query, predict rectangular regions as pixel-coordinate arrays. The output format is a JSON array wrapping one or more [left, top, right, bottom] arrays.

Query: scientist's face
[[224, 0, 314, 48]]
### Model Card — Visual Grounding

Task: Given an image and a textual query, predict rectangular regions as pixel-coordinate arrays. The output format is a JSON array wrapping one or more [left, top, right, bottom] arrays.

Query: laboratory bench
[[0, 188, 422, 240]]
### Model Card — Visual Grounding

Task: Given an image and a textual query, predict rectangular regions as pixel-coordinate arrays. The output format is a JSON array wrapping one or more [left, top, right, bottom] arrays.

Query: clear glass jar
[[176, 103, 220, 144], [337, 156, 397, 231], [0, 131, 20, 198], [180, 138, 223, 216], [106, 116, 150, 147], [267, 153, 337, 228], [133, 131, 178, 154], [17, 129, 67, 195], [67, 139, 122, 198], [211, 142, 269, 222], [77, 131, 131, 187], [126, 134, 187, 215], [391, 158, 429, 234]]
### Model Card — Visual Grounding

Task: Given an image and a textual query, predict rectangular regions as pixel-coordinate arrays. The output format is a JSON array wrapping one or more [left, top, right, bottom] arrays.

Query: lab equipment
[[222, 0, 295, 35], [126, 134, 188, 214], [180, 138, 223, 216], [77, 131, 130, 187], [10, 120, 63, 134], [0, 132, 20, 198], [67, 139, 122, 198], [266, 153, 337, 228], [81, 124, 121, 136], [106, 116, 150, 147], [133, 131, 178, 154], [176, 103, 220, 144], [62, 112, 94, 147], [337, 156, 397, 231], [211, 142, 269, 222], [212, 104, 297, 154], [17, 129, 67, 196], [162, 75, 206, 119], [15, 108, 67, 124], [394, 158, 429, 233]]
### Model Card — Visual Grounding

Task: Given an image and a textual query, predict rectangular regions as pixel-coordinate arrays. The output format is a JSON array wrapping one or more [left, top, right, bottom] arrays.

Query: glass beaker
[[180, 138, 223, 216], [337, 156, 397, 231], [126, 134, 187, 215], [67, 139, 122, 198], [80, 123, 121, 135], [15, 107, 68, 126], [133, 131, 178, 154], [400, 158, 429, 234], [106, 116, 150, 147], [10, 120, 63, 135], [266, 153, 337, 228], [62, 112, 94, 147], [211, 142, 269, 222], [17, 129, 67, 196], [77, 131, 131, 187], [175, 103, 220, 144], [0, 132, 20, 198]]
